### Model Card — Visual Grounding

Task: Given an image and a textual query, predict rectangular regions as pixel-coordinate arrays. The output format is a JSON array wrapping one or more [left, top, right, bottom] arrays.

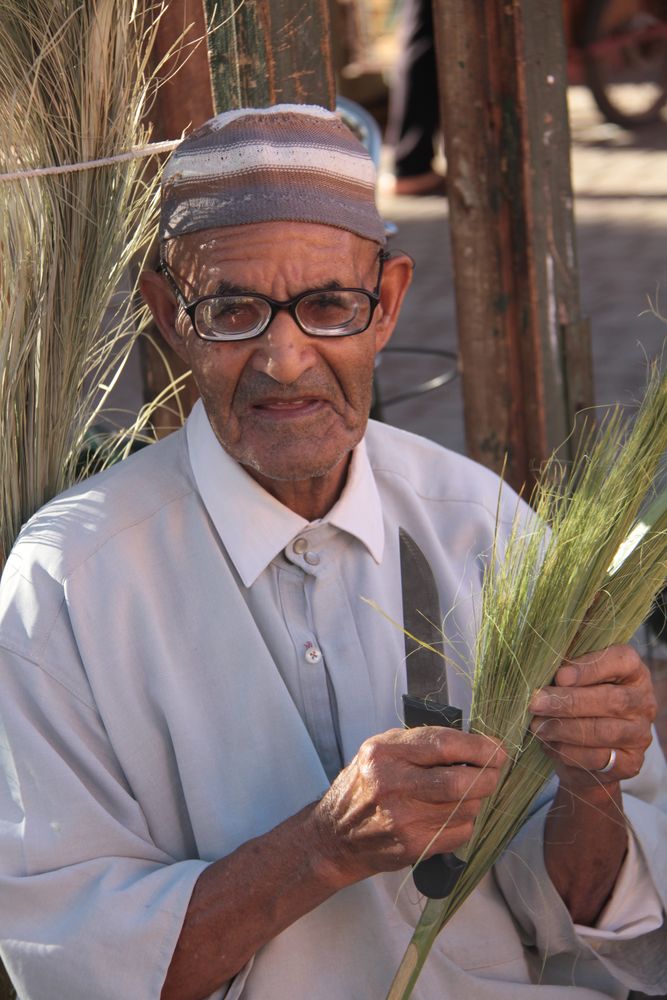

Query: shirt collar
[[185, 399, 384, 587]]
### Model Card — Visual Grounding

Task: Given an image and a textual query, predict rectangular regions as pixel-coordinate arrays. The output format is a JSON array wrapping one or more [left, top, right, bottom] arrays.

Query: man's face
[[144, 222, 410, 501]]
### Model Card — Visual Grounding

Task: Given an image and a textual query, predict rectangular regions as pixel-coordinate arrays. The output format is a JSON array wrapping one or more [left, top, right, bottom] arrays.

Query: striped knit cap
[[159, 104, 386, 246]]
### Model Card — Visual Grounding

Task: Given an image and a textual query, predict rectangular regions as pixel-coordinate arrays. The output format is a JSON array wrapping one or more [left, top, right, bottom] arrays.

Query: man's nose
[[249, 311, 317, 384]]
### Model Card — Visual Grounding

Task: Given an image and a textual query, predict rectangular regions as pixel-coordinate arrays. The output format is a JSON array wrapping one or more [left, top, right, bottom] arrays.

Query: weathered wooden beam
[[149, 0, 215, 142], [142, 0, 215, 434], [433, 0, 593, 493], [205, 0, 335, 110]]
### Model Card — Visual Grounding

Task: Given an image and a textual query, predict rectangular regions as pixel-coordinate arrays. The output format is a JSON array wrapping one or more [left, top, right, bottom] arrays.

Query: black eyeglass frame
[[157, 250, 390, 342]]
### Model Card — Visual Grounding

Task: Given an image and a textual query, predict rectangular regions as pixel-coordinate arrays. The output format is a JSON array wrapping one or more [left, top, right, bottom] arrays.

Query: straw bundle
[[388, 365, 667, 999], [0, 0, 167, 563]]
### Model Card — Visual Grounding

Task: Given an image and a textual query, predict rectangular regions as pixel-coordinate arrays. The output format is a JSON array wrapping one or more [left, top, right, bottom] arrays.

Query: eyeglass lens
[[195, 290, 372, 340]]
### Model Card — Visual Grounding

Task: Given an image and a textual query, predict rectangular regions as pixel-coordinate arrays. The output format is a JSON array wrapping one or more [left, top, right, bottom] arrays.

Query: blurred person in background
[[386, 0, 446, 196]]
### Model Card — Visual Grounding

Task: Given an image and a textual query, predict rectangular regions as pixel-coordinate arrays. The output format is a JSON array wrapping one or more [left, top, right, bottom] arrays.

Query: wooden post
[[433, 0, 594, 493], [205, 0, 335, 110], [141, 0, 215, 434], [148, 0, 215, 142]]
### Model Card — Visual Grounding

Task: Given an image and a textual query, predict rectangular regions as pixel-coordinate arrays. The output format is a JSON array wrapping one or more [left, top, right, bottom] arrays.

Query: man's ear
[[372, 253, 414, 353], [139, 270, 190, 364]]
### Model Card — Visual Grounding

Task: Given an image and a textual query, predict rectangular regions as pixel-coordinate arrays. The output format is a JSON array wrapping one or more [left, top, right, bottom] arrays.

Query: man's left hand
[[528, 645, 658, 924], [528, 645, 657, 791]]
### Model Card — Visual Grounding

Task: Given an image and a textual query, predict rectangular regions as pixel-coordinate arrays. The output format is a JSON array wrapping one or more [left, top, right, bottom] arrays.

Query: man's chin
[[213, 416, 368, 489], [239, 450, 347, 484]]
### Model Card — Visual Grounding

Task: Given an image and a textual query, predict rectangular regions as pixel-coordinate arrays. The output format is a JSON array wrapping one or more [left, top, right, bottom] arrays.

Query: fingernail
[[557, 665, 577, 686]]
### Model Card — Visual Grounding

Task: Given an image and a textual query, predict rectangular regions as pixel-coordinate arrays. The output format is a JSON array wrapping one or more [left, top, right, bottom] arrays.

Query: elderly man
[[0, 105, 664, 1000]]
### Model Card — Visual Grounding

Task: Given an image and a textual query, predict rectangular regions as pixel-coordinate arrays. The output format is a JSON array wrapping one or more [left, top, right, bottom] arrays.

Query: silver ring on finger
[[595, 748, 617, 774]]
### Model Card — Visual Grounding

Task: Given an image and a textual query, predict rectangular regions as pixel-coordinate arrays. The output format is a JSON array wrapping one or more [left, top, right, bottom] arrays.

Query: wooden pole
[[148, 0, 215, 142], [433, 0, 594, 493], [141, 0, 215, 434], [205, 0, 335, 110]]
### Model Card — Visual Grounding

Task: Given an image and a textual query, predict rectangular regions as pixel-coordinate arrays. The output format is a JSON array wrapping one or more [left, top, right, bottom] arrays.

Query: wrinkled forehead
[[159, 104, 387, 248], [164, 221, 381, 290]]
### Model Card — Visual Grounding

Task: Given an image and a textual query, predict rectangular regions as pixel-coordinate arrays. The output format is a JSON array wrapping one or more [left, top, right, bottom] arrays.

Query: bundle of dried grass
[[0, 0, 169, 563], [388, 365, 667, 999]]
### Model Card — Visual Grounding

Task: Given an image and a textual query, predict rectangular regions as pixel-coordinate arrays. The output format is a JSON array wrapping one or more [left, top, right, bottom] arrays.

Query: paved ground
[[375, 86, 667, 747]]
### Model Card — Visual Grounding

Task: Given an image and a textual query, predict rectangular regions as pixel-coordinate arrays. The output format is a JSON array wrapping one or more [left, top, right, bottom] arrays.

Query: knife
[[399, 527, 467, 899]]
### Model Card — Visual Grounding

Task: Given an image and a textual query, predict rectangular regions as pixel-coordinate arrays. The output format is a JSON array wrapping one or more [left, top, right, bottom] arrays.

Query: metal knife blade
[[399, 527, 448, 705], [399, 527, 466, 899]]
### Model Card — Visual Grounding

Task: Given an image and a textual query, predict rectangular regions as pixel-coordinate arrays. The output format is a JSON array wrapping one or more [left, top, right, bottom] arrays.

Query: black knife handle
[[412, 851, 467, 899], [402, 693, 467, 900], [403, 695, 463, 730]]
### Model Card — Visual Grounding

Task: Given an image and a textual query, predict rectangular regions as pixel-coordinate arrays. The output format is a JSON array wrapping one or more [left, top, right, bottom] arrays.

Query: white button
[[293, 537, 308, 554], [304, 551, 320, 566], [305, 647, 322, 664]]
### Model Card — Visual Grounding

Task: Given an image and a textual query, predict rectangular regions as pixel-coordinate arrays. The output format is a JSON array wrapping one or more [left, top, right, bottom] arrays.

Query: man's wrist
[[556, 776, 623, 808], [546, 779, 628, 925], [302, 799, 362, 893]]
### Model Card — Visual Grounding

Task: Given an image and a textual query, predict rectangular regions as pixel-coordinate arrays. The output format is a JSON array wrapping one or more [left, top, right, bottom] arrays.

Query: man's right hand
[[310, 727, 507, 888], [162, 727, 506, 999]]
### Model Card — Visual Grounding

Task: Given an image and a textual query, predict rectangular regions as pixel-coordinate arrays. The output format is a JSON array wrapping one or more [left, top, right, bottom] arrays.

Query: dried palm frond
[[0, 0, 172, 563], [388, 364, 667, 999]]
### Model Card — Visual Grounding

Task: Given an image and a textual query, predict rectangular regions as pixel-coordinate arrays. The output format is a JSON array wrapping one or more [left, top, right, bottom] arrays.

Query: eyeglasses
[[157, 252, 388, 342]]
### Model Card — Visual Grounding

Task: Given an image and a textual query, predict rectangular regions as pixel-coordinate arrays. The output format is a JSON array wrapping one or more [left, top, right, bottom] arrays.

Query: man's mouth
[[251, 397, 329, 419]]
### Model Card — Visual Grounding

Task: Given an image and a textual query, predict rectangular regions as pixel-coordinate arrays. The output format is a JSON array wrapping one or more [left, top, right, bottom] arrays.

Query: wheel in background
[[583, 0, 667, 128]]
